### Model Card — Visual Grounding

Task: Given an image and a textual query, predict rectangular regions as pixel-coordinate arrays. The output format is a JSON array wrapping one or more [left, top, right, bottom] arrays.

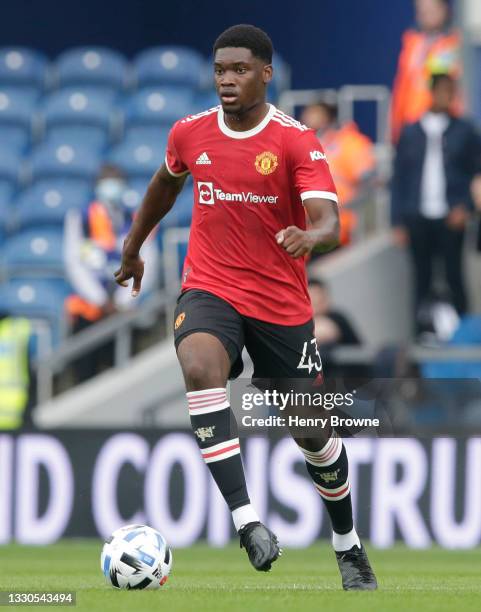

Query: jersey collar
[[217, 103, 277, 139]]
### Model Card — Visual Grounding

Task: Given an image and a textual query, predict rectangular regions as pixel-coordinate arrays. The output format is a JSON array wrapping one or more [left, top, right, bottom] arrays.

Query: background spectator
[[391, 74, 481, 327], [0, 312, 35, 430], [391, 0, 462, 142], [308, 278, 363, 378], [308, 278, 361, 348], [64, 164, 159, 381], [300, 102, 376, 245]]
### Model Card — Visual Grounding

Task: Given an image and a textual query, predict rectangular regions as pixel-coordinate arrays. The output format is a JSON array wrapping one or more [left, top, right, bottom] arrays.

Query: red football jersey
[[165, 104, 338, 326]]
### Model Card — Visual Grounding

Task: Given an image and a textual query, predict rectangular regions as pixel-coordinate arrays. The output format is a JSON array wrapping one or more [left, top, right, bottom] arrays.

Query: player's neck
[[223, 101, 270, 133]]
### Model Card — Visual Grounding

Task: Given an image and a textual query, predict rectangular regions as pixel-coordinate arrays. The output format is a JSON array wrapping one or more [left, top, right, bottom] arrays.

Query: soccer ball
[[100, 524, 173, 589]]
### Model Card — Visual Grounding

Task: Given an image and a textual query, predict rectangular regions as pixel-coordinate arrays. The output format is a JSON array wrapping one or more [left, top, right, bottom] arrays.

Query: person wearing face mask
[[64, 164, 158, 381], [391, 0, 462, 143]]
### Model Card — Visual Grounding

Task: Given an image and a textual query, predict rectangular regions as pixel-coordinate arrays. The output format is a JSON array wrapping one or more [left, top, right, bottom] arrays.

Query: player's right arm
[[115, 123, 189, 295]]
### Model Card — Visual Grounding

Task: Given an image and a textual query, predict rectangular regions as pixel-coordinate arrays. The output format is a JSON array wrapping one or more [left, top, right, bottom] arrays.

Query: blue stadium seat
[[0, 278, 69, 348], [0, 181, 14, 244], [0, 87, 35, 153], [0, 278, 69, 315], [43, 126, 110, 152], [0, 47, 49, 90], [0, 124, 30, 155], [14, 181, 92, 230], [1, 227, 65, 278], [123, 87, 195, 141], [123, 125, 170, 150], [161, 185, 193, 229], [194, 89, 219, 111], [108, 140, 164, 180], [0, 179, 14, 206], [122, 178, 149, 211], [42, 88, 115, 151], [29, 142, 101, 183], [133, 46, 205, 89], [0, 200, 11, 245], [53, 47, 128, 93], [0, 148, 23, 186], [0, 85, 40, 107]]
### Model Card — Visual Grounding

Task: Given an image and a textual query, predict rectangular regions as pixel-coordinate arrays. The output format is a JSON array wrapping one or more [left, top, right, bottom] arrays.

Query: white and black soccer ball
[[101, 524, 173, 589]]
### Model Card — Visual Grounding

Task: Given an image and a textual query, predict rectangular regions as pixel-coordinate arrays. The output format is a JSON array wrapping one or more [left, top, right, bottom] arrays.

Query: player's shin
[[297, 432, 361, 551], [187, 388, 259, 531]]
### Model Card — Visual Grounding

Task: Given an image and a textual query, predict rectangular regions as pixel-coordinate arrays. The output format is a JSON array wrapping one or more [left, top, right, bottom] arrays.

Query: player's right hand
[[114, 251, 144, 298]]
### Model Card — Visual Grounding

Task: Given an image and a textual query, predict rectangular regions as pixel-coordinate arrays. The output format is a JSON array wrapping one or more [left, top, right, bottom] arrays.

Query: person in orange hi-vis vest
[[391, 0, 463, 143], [64, 164, 159, 381], [300, 102, 376, 245]]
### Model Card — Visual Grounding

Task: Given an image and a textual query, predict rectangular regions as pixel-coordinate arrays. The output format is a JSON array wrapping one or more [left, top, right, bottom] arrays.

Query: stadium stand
[[0, 277, 69, 348], [0, 47, 49, 93], [52, 47, 128, 93], [2, 227, 65, 278], [194, 89, 219, 110], [0, 147, 23, 186], [108, 139, 165, 180], [13, 180, 92, 231], [0, 87, 35, 153], [123, 86, 194, 143], [0, 198, 10, 244], [161, 183, 194, 230], [29, 142, 101, 183], [133, 46, 205, 89], [41, 88, 116, 152], [121, 178, 149, 211]]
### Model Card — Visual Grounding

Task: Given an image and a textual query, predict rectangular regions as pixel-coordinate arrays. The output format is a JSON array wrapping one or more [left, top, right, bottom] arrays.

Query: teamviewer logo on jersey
[[198, 181, 215, 205]]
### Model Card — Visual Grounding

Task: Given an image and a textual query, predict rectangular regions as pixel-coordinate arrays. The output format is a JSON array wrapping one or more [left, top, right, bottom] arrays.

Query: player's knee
[[182, 360, 224, 391]]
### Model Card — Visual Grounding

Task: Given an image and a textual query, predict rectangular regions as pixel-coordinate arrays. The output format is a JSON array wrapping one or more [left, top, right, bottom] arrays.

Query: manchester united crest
[[174, 312, 186, 330], [255, 151, 278, 175]]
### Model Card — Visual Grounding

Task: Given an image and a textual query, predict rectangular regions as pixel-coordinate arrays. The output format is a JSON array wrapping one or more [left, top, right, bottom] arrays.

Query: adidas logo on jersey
[[196, 152, 212, 165]]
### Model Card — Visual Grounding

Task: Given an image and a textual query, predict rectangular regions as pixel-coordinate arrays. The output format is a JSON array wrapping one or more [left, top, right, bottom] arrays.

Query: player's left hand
[[114, 250, 144, 297], [275, 226, 315, 258]]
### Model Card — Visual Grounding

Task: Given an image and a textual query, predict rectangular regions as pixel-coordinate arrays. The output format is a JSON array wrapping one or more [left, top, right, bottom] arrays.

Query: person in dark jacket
[[392, 73, 481, 318]]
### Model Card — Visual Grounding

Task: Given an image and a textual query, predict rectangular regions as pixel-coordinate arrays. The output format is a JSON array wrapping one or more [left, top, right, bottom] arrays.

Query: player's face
[[214, 48, 272, 115]]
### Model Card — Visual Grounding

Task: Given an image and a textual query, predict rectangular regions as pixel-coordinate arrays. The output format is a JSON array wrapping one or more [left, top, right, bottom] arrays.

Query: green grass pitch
[[1, 541, 480, 612]]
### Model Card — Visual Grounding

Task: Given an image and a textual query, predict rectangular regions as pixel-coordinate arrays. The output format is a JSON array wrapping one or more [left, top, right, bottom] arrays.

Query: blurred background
[[1, 0, 481, 549]]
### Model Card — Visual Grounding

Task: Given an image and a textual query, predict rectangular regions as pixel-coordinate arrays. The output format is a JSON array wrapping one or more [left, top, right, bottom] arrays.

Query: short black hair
[[213, 24, 273, 64], [430, 72, 455, 91]]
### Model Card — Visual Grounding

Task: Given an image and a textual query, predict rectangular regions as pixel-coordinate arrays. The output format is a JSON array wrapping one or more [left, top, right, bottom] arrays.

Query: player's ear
[[263, 64, 273, 85]]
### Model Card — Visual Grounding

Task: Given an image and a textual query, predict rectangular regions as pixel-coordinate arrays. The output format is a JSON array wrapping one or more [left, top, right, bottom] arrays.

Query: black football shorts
[[173, 289, 322, 381]]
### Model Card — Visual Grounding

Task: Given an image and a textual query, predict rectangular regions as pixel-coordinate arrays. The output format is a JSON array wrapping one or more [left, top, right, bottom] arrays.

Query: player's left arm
[[277, 130, 340, 258], [276, 197, 339, 257]]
